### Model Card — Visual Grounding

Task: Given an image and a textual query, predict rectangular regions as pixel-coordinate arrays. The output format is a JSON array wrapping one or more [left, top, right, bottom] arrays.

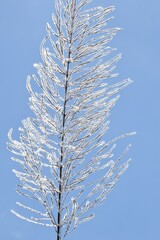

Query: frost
[[8, 0, 135, 239]]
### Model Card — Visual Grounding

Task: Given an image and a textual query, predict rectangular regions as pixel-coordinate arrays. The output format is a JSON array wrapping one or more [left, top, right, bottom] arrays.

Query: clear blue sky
[[0, 0, 159, 239]]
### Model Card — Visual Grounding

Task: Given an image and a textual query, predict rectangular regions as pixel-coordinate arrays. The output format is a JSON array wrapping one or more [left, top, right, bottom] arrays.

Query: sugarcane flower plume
[[7, 0, 135, 239]]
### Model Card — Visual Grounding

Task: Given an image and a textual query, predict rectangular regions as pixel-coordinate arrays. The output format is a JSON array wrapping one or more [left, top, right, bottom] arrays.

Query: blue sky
[[0, 0, 159, 239]]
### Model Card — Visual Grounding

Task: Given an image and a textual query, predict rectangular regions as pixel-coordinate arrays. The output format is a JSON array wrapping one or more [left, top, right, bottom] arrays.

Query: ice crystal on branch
[[8, 0, 135, 239]]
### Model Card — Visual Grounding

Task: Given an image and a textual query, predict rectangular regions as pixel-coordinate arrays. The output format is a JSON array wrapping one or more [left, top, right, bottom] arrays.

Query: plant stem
[[57, 62, 69, 240], [57, 2, 76, 239]]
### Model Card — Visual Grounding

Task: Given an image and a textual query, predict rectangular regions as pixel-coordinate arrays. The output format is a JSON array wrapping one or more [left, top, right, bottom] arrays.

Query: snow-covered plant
[[8, 0, 135, 239]]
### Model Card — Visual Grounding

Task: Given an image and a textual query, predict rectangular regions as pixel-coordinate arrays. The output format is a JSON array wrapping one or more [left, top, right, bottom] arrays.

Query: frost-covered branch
[[8, 0, 135, 240]]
